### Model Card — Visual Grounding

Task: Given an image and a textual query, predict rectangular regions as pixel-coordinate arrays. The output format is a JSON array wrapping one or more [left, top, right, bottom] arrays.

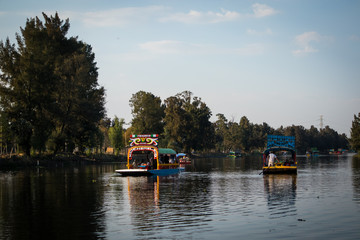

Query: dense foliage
[[350, 113, 360, 151], [0, 13, 105, 155], [213, 113, 348, 154], [163, 91, 214, 153], [129, 91, 165, 135], [127, 90, 349, 154], [108, 116, 125, 154]]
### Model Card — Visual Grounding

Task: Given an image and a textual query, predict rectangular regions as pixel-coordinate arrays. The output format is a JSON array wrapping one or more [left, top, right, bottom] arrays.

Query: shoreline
[[0, 153, 127, 170]]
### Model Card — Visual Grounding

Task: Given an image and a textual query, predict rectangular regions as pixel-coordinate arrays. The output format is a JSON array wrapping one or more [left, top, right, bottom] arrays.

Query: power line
[[320, 115, 324, 129]]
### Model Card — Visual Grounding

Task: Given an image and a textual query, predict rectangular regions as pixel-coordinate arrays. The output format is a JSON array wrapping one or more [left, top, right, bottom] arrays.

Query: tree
[[108, 116, 125, 155], [350, 113, 360, 151], [214, 114, 229, 152], [164, 91, 214, 153], [239, 116, 252, 151], [129, 91, 165, 135], [0, 13, 105, 155]]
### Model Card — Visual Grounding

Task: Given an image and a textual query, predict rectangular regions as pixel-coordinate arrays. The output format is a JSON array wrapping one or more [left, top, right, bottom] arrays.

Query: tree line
[[0, 13, 356, 157], [108, 90, 350, 155]]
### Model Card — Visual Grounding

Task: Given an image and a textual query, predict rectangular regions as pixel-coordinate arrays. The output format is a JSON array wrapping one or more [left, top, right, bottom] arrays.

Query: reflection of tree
[[192, 156, 262, 173], [352, 155, 360, 205], [263, 175, 297, 218], [125, 174, 213, 238], [0, 166, 106, 239]]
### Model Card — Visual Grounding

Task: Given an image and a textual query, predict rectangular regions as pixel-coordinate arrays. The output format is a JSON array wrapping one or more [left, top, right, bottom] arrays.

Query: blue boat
[[116, 134, 183, 176], [262, 135, 297, 174]]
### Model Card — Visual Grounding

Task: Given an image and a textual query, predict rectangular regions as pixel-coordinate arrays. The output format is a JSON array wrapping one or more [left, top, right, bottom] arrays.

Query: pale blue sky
[[1, 0, 359, 135]]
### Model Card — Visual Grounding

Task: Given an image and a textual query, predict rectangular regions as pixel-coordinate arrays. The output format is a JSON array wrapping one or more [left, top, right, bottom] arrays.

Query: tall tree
[[0, 13, 105, 155], [164, 91, 214, 153], [214, 114, 229, 152], [350, 113, 360, 151], [239, 116, 251, 151], [129, 91, 165, 135], [108, 116, 125, 154]]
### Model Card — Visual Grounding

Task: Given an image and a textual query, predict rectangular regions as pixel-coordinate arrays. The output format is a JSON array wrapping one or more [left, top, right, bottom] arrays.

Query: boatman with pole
[[268, 151, 278, 167]]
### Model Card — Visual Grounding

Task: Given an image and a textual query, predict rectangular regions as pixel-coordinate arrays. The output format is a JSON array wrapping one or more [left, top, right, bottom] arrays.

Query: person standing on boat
[[268, 151, 278, 167]]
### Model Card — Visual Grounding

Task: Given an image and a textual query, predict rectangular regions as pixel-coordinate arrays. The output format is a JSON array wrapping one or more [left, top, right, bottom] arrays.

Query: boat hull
[[115, 169, 153, 176], [262, 166, 297, 174], [116, 168, 183, 176]]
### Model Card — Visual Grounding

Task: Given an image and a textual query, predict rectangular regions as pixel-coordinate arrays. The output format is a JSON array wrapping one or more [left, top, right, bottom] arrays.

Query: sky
[[1, 0, 359, 136]]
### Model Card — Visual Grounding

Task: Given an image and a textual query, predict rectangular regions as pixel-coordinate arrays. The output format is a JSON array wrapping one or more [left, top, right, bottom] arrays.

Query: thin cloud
[[62, 4, 278, 27], [292, 31, 331, 56], [68, 6, 167, 27], [160, 8, 241, 24], [161, 4, 278, 24], [252, 3, 278, 18]]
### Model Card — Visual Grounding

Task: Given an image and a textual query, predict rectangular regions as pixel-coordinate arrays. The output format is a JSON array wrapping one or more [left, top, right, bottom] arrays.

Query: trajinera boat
[[115, 134, 183, 176], [228, 150, 241, 158], [262, 135, 297, 174], [176, 153, 191, 164]]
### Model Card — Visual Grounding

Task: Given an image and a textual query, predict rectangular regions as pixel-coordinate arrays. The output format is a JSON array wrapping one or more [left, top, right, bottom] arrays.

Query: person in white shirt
[[268, 151, 278, 167]]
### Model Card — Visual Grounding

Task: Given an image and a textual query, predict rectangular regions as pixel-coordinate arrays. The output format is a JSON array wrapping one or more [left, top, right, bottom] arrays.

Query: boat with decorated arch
[[262, 135, 297, 174], [115, 134, 183, 176]]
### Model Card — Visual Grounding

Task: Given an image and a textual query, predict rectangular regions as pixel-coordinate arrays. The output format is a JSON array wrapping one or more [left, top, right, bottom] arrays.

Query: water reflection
[[1, 155, 360, 239], [0, 166, 108, 240], [117, 174, 213, 239], [192, 156, 262, 173], [263, 174, 297, 218], [352, 155, 360, 205]]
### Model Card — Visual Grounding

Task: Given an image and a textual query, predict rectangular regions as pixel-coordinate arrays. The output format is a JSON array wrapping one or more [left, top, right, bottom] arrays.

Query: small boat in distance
[[262, 135, 297, 174], [228, 150, 241, 158], [115, 134, 183, 176], [176, 153, 191, 164]]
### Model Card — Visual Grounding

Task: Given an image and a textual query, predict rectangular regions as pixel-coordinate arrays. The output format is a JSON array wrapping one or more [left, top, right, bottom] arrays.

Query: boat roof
[[267, 135, 295, 149], [159, 148, 177, 155], [176, 153, 187, 157]]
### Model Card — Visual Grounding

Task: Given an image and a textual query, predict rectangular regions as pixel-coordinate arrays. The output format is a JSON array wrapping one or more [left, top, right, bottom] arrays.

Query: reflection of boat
[[228, 150, 241, 158], [262, 135, 297, 174], [263, 174, 297, 215], [176, 153, 191, 164], [116, 134, 183, 176]]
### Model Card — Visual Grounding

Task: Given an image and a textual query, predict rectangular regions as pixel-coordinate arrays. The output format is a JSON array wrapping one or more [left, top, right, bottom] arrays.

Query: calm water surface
[[1, 154, 360, 239]]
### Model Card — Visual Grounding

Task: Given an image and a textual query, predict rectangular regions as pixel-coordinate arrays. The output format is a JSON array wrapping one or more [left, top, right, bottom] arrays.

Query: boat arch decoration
[[129, 134, 159, 147]]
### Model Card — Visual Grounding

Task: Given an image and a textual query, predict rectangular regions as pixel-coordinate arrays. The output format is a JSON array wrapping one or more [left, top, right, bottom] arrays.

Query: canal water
[[1, 154, 360, 239]]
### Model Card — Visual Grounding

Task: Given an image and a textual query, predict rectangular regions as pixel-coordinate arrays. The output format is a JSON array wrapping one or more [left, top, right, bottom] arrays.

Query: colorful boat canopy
[[266, 135, 295, 149]]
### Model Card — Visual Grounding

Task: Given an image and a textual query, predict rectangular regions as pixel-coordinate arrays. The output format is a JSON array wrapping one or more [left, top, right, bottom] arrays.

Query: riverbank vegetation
[[0, 13, 356, 164]]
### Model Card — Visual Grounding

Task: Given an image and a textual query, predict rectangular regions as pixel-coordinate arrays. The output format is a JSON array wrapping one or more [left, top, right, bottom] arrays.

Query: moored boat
[[262, 135, 297, 174], [228, 150, 241, 158], [115, 134, 183, 176]]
